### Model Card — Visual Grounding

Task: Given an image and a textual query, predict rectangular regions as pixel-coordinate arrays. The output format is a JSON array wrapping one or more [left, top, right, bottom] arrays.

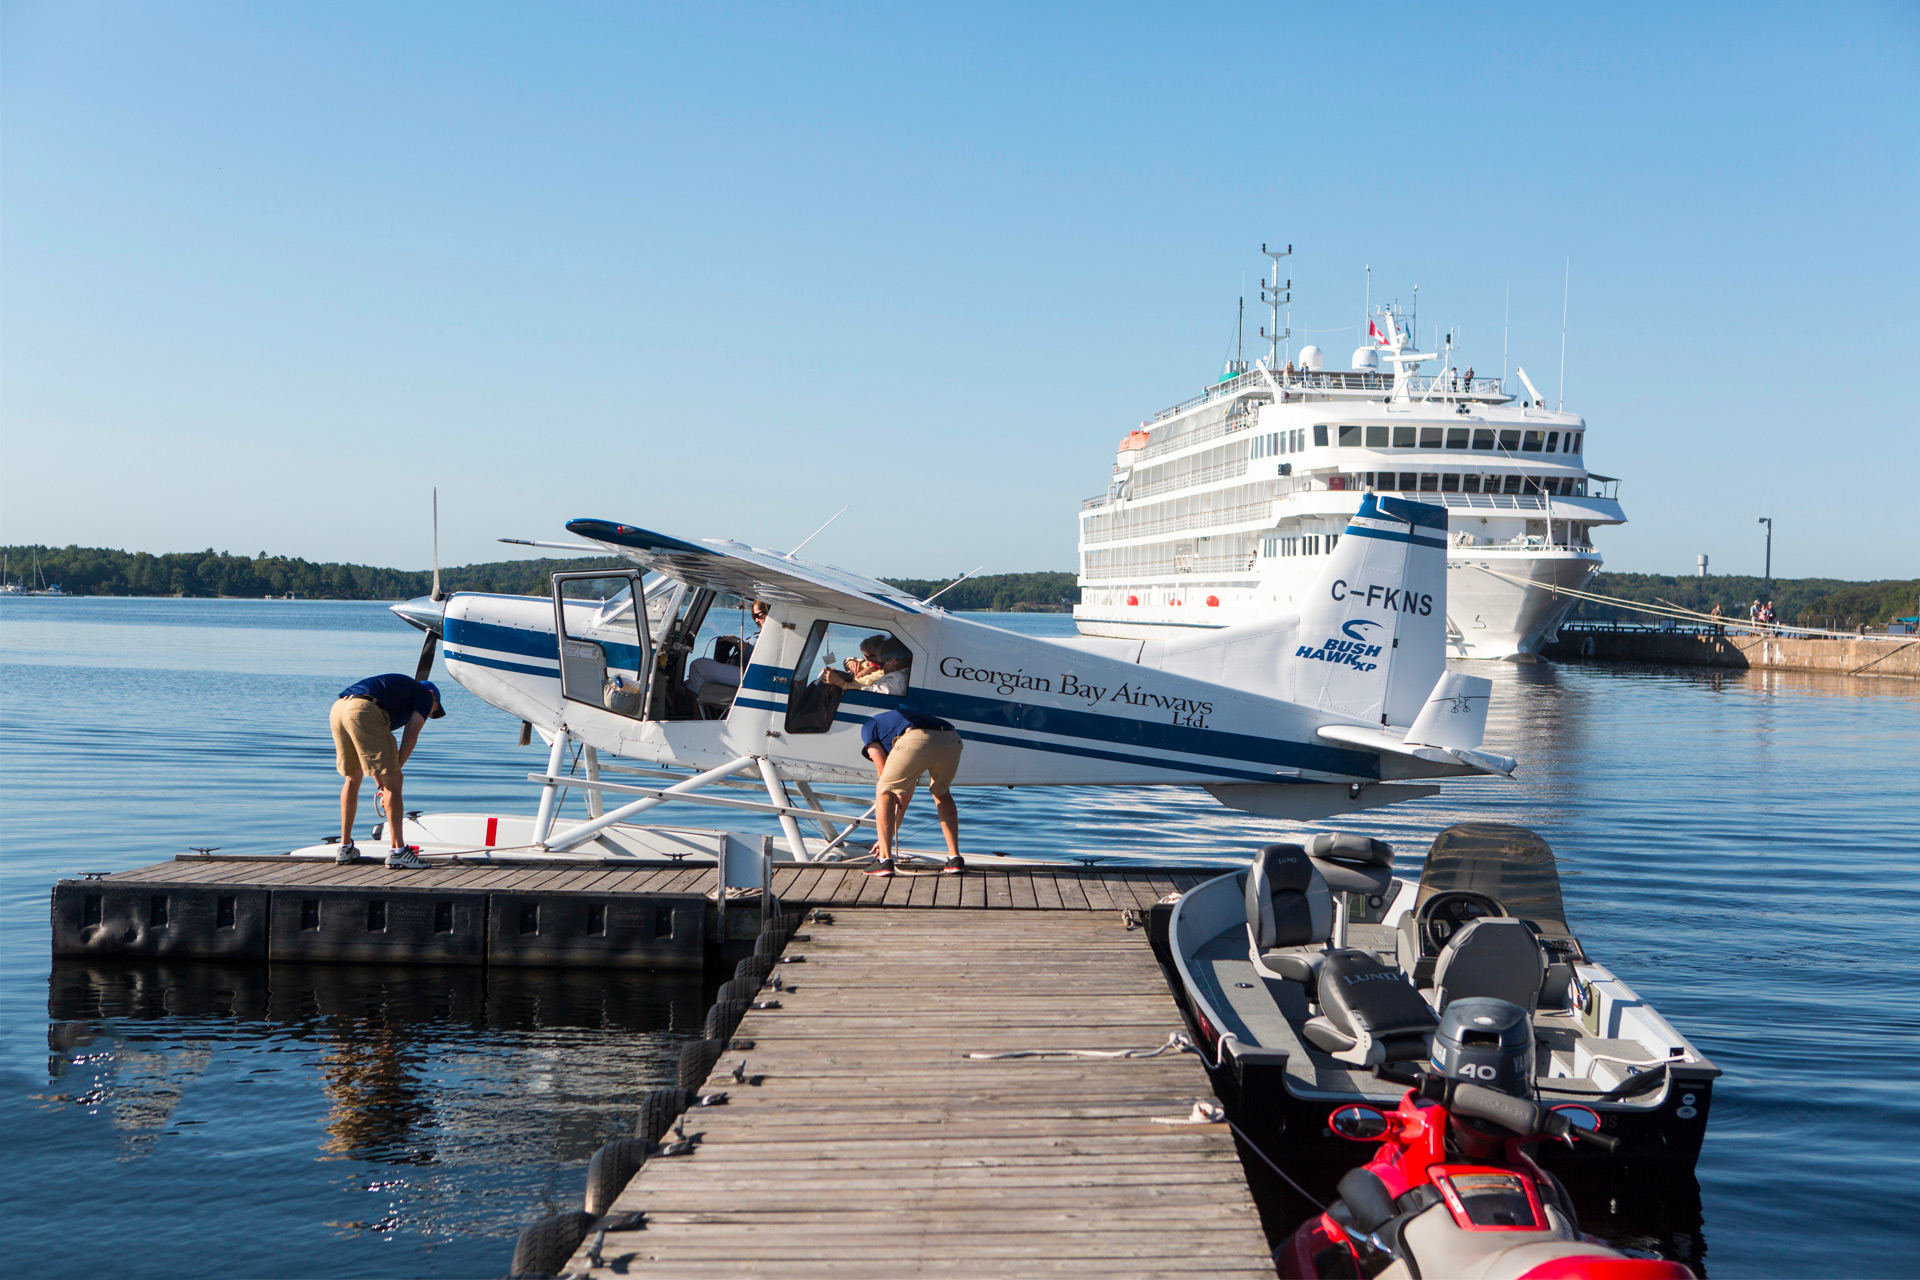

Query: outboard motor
[[1430, 996, 1535, 1100]]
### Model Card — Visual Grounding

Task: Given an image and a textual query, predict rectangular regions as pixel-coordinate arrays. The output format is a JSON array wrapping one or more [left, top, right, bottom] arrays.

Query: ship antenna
[[1558, 258, 1570, 411], [1260, 243, 1291, 368], [1364, 265, 1371, 344], [1502, 281, 1510, 384]]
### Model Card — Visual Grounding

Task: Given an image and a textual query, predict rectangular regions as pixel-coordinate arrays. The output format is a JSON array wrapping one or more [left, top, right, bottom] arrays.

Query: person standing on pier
[[330, 674, 445, 868], [858, 707, 964, 878]]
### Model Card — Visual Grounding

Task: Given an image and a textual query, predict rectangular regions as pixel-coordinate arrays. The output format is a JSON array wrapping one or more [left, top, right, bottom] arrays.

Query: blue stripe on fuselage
[[447, 649, 559, 679], [734, 669, 1376, 779], [446, 615, 645, 671]]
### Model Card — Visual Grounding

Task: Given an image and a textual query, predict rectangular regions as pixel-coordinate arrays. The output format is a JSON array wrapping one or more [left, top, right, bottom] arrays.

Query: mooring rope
[[962, 1030, 1194, 1061]]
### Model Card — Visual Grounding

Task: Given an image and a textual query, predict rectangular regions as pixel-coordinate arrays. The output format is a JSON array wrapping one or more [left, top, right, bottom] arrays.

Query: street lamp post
[[1757, 517, 1773, 600]]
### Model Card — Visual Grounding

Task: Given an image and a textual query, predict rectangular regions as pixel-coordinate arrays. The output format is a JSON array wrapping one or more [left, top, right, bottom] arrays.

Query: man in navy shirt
[[331, 674, 445, 868], [858, 707, 964, 877]]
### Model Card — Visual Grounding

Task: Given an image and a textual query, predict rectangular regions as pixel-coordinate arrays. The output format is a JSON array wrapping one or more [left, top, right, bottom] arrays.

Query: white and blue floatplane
[[297, 494, 1514, 870]]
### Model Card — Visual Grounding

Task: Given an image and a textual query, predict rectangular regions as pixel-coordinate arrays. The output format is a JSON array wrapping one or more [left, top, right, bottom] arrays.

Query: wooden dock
[[578, 906, 1274, 1277], [50, 856, 1278, 1275]]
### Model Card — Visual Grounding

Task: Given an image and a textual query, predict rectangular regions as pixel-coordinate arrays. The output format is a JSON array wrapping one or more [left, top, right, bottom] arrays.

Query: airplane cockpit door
[[552, 571, 653, 719]]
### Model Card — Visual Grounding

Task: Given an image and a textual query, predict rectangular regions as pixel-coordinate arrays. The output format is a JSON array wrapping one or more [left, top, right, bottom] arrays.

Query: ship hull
[[1074, 548, 1599, 660]]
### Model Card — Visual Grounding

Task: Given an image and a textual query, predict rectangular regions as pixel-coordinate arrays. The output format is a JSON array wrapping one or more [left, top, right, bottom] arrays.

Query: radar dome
[[1299, 345, 1325, 371], [1351, 346, 1379, 371]]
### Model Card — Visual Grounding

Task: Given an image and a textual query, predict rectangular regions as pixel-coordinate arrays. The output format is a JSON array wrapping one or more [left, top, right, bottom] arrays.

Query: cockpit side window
[[784, 621, 913, 734]]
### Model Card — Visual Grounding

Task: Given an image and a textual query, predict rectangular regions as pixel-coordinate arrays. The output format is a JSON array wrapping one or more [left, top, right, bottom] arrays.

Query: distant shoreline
[[4, 544, 1910, 628]]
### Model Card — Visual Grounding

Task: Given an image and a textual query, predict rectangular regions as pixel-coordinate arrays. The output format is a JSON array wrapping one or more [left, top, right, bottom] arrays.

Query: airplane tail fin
[[1290, 493, 1449, 727], [1148, 493, 1450, 728]]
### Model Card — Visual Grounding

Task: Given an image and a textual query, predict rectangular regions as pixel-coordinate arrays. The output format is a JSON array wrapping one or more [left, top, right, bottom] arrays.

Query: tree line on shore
[[6, 545, 1909, 627], [0, 545, 1079, 611], [1568, 573, 1918, 629]]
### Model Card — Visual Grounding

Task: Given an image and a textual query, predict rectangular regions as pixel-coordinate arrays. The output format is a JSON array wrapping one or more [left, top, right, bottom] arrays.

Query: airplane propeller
[[414, 488, 443, 682]]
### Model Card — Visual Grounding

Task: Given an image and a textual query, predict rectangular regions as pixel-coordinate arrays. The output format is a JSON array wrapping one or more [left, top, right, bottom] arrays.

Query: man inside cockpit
[[684, 600, 769, 700]]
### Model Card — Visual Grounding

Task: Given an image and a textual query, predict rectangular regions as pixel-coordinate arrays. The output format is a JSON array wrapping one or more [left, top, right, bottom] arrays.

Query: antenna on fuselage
[[922, 564, 986, 607], [787, 505, 850, 559]]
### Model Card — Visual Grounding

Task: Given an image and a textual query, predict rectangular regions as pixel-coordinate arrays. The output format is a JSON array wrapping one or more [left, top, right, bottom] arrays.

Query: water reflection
[[46, 962, 707, 1172]]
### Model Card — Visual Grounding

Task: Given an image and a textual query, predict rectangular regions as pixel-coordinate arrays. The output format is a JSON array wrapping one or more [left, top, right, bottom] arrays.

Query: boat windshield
[[1416, 824, 1571, 936]]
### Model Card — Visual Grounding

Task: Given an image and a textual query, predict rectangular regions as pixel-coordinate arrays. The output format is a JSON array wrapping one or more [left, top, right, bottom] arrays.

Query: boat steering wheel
[[1417, 889, 1508, 956]]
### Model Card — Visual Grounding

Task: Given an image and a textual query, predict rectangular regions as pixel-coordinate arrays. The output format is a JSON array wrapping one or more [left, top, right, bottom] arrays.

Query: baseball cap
[[421, 679, 448, 718]]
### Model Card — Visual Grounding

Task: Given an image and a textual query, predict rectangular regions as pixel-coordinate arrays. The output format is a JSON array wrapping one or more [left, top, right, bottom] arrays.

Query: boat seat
[[1431, 917, 1547, 1016], [1305, 831, 1396, 899], [1244, 843, 1333, 987], [1302, 947, 1439, 1066]]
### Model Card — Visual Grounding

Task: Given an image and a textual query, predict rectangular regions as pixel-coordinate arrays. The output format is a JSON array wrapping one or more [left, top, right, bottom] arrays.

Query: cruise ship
[[1074, 288, 1624, 659]]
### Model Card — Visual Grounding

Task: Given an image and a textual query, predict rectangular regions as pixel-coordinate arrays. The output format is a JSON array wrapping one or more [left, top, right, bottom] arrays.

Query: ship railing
[[1449, 533, 1596, 553], [1148, 367, 1275, 423], [1126, 457, 1251, 502], [1141, 369, 1513, 429], [1081, 496, 1278, 545], [1082, 551, 1259, 580], [1402, 374, 1510, 398]]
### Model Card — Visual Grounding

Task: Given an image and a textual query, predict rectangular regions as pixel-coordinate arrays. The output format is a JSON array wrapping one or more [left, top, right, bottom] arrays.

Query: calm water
[[3, 597, 1917, 1277]]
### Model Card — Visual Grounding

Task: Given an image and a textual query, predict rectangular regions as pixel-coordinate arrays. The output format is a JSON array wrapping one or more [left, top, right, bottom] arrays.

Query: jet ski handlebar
[[1371, 1064, 1621, 1152]]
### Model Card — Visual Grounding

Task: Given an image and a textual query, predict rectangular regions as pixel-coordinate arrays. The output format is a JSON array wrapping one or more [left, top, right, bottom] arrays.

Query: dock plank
[[575, 906, 1269, 1278]]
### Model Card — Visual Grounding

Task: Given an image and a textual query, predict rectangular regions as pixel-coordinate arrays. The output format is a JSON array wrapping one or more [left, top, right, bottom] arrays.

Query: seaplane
[[299, 494, 1514, 874]]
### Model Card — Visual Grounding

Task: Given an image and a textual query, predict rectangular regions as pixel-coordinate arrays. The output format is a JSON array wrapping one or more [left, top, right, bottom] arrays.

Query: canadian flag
[[1369, 319, 1391, 346]]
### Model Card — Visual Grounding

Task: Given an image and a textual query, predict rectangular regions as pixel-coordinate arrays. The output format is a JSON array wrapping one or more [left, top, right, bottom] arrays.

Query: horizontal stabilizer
[[1205, 781, 1442, 820], [1316, 722, 1458, 765]]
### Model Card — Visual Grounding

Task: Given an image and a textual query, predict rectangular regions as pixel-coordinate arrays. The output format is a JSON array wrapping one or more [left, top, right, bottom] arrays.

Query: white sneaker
[[335, 842, 361, 864], [386, 846, 429, 869]]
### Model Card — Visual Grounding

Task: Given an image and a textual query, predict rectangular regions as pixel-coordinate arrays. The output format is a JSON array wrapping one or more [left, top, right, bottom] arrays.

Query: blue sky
[[3, 2, 1915, 580]]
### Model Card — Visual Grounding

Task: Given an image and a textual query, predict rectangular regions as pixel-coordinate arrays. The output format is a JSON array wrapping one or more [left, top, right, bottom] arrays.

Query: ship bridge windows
[[1546, 431, 1560, 451], [1447, 427, 1470, 449], [1263, 534, 1326, 557], [1367, 426, 1389, 447], [1338, 424, 1362, 447], [1522, 431, 1546, 452], [1251, 430, 1306, 459], [1314, 424, 1330, 447], [1499, 430, 1522, 451]]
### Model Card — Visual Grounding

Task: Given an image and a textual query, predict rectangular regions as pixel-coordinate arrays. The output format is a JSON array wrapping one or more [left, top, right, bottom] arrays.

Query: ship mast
[[1260, 243, 1290, 367]]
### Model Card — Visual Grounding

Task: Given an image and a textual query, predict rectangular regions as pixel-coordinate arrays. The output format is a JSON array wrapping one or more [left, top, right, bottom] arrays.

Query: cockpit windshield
[[1416, 824, 1571, 936]]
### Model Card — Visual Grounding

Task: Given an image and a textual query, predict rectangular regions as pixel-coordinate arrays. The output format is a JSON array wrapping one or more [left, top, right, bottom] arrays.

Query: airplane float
[[314, 493, 1514, 868]]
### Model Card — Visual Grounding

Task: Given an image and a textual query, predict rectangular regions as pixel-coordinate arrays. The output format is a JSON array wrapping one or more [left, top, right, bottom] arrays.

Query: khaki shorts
[[331, 696, 400, 779], [878, 728, 963, 800]]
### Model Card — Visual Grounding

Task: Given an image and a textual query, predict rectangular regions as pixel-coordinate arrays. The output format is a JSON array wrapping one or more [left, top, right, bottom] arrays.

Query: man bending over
[[331, 673, 445, 868]]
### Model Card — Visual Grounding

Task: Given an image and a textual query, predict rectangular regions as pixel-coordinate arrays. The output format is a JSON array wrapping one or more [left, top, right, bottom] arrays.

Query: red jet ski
[[1280, 997, 1695, 1280]]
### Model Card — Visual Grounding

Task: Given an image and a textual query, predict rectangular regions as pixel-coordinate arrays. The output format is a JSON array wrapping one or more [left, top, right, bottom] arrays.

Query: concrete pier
[[1543, 623, 1920, 678]]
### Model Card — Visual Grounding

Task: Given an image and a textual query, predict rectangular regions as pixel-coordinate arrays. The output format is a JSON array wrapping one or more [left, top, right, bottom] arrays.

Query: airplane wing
[[564, 519, 930, 615]]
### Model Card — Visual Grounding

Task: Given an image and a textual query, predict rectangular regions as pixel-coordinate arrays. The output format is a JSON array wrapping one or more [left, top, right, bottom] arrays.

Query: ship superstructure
[[1074, 283, 1624, 658]]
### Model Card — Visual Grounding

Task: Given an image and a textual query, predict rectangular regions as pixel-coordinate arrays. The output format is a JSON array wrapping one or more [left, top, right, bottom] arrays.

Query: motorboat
[[1152, 822, 1718, 1171]]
